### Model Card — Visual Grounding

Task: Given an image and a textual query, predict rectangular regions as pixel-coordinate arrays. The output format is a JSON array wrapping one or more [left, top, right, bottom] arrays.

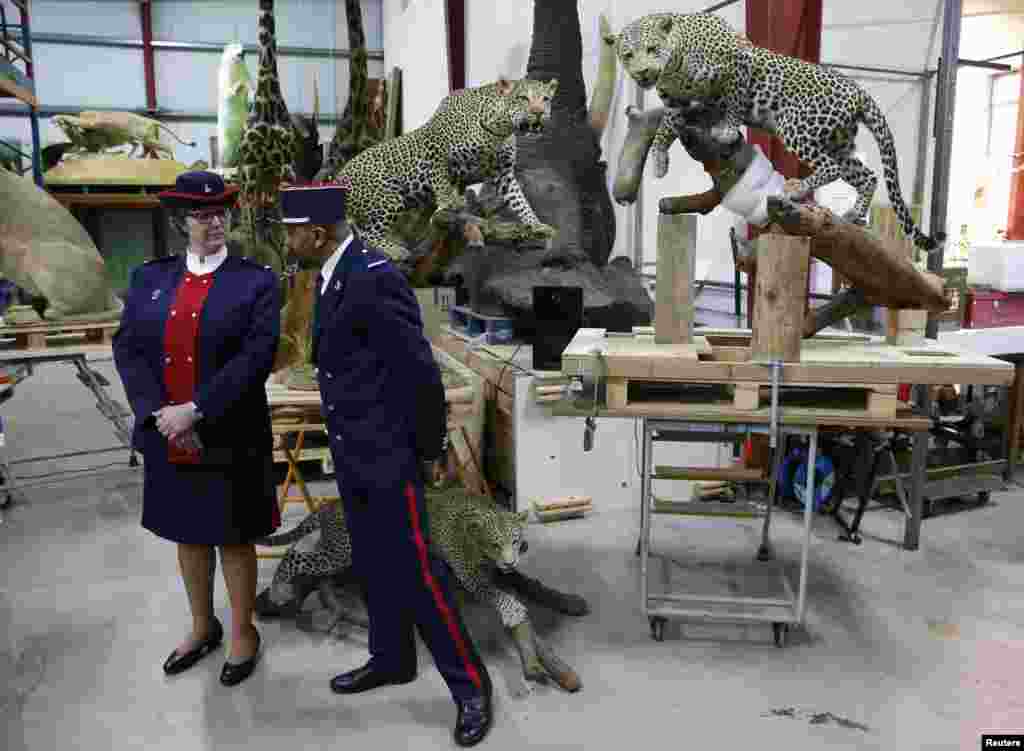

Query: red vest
[[162, 271, 214, 464]]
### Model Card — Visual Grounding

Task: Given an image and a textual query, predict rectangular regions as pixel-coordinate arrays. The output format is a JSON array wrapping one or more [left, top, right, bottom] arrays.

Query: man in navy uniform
[[280, 180, 494, 748]]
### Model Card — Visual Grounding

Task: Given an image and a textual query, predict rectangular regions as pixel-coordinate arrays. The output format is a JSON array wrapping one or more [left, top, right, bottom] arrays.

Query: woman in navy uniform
[[113, 171, 281, 687], [281, 181, 494, 748]]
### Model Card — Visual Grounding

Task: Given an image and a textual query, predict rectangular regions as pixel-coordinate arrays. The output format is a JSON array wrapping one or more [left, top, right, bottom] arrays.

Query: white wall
[[384, 0, 945, 298], [380, 0, 449, 134]]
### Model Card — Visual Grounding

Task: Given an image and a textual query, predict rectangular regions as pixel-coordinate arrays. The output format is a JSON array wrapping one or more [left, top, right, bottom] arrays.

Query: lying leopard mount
[[50, 111, 196, 159], [254, 485, 589, 692]]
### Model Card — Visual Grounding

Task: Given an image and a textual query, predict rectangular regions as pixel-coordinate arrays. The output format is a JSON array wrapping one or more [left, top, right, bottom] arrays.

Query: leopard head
[[465, 506, 531, 574], [481, 77, 558, 137], [607, 13, 676, 90]]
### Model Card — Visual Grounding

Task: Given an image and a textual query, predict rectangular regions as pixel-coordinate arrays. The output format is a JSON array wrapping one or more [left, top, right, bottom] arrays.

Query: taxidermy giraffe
[[236, 0, 297, 215], [315, 0, 385, 180]]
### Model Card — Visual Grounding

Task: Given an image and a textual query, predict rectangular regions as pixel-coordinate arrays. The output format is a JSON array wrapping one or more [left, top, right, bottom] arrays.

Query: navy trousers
[[342, 476, 491, 704]]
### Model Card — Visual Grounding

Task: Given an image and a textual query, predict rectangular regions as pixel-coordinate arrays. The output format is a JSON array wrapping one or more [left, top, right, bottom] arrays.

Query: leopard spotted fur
[[337, 77, 559, 261], [608, 12, 940, 250]]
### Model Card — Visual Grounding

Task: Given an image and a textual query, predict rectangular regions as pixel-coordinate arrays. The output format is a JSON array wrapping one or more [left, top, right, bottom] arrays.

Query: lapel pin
[[152, 289, 162, 300]]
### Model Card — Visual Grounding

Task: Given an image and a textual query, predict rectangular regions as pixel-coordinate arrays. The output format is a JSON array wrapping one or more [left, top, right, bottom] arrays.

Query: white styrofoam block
[[968, 240, 1024, 292]]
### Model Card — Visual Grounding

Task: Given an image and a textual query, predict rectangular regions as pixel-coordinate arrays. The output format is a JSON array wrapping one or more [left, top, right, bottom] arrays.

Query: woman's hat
[[158, 170, 240, 210]]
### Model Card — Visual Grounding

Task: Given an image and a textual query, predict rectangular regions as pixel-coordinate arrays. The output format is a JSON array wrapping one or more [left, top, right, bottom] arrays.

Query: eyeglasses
[[188, 209, 226, 223]]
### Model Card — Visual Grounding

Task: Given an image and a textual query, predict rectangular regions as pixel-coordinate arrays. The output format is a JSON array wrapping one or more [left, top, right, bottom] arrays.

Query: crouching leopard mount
[[253, 486, 589, 692], [336, 77, 559, 266], [606, 12, 942, 251]]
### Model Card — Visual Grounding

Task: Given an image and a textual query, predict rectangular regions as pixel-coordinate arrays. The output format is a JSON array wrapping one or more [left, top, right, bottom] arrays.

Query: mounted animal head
[[480, 77, 559, 138]]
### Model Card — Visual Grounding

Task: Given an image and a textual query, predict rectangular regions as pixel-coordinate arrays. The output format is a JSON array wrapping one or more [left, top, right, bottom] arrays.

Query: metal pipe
[[982, 49, 1024, 63], [925, 0, 962, 340], [822, 62, 930, 79], [0, 103, 345, 125], [30, 31, 384, 60], [913, 76, 933, 206], [140, 0, 157, 112], [957, 58, 1014, 72], [701, 0, 743, 12]]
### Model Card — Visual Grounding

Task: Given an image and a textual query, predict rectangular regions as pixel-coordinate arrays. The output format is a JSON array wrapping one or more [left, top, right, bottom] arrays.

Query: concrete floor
[[3, 358, 1024, 750]]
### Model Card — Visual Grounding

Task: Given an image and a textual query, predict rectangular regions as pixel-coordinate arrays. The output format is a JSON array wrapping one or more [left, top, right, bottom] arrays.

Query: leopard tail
[[858, 91, 943, 252], [254, 507, 324, 547]]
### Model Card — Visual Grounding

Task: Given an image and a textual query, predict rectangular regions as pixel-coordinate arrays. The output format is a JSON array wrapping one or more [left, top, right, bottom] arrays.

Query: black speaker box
[[531, 286, 583, 372]]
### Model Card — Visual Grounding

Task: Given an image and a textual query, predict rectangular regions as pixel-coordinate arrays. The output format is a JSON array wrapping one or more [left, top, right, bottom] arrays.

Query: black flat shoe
[[163, 618, 224, 676], [454, 693, 493, 747], [329, 662, 417, 694], [219, 628, 261, 687]]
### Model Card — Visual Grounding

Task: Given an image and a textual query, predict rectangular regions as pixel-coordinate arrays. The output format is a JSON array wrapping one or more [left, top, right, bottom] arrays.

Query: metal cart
[[638, 416, 818, 648]]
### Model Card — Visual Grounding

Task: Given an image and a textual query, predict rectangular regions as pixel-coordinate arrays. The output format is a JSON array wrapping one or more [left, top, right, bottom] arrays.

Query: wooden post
[[751, 234, 811, 362], [655, 212, 696, 344]]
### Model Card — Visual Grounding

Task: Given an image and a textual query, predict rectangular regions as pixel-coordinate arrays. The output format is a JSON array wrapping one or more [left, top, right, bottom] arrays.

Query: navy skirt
[[138, 426, 279, 545]]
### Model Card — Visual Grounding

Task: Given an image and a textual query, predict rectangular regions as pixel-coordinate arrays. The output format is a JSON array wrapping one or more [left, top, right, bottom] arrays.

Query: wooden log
[[803, 286, 869, 337], [655, 213, 696, 344], [751, 234, 811, 363], [764, 196, 947, 312]]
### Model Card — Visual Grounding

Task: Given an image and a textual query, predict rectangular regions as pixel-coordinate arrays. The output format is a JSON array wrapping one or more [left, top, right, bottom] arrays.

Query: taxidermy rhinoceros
[[0, 169, 122, 321]]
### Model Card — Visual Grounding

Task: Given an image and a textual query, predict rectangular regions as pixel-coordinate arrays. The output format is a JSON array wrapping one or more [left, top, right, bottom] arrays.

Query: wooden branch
[[763, 196, 947, 312]]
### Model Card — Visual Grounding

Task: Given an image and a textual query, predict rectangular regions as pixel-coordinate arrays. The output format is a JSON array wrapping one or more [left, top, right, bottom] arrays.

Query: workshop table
[[552, 398, 933, 643]]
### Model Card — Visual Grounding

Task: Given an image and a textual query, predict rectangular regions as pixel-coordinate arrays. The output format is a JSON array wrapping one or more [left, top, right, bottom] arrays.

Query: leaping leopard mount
[[606, 12, 949, 334], [253, 485, 589, 694]]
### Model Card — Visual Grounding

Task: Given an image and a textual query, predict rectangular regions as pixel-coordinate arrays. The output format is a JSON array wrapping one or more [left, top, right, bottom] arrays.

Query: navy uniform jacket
[[315, 236, 446, 496], [112, 254, 282, 544]]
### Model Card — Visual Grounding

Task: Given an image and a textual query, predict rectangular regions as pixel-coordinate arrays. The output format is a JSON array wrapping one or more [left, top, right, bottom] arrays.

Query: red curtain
[[743, 1, 823, 323], [1007, 70, 1024, 241], [744, 0, 823, 180]]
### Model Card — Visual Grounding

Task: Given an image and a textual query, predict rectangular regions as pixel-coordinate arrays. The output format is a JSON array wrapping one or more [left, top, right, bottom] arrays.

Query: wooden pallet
[[604, 376, 903, 418], [0, 319, 119, 350]]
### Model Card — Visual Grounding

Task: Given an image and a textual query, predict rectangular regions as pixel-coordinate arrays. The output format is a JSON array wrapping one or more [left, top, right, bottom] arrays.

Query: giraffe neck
[[254, 0, 289, 127]]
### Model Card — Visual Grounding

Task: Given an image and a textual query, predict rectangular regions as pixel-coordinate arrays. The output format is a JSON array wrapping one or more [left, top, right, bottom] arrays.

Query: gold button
[[192, 313, 197, 318]]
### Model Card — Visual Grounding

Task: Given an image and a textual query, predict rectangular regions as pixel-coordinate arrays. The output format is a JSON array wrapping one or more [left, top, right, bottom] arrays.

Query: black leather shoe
[[162, 618, 223, 676], [454, 693, 493, 747], [329, 662, 417, 694], [219, 629, 261, 687]]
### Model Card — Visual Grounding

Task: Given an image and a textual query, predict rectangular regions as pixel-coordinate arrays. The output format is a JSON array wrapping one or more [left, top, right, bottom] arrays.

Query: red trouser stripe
[[404, 481, 482, 691]]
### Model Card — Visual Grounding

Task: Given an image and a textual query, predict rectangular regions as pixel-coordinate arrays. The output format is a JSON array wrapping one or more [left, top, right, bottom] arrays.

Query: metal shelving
[[0, 0, 42, 186]]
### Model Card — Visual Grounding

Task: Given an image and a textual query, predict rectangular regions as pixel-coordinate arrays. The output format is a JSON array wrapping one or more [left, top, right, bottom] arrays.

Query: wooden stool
[[260, 422, 340, 560]]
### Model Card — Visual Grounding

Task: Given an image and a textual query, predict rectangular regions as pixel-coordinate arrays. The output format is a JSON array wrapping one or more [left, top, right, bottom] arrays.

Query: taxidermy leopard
[[254, 485, 587, 691], [607, 12, 940, 250], [336, 77, 559, 261]]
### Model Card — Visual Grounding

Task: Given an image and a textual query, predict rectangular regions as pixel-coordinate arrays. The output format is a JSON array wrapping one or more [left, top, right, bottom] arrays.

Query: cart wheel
[[649, 617, 666, 642], [772, 623, 788, 648]]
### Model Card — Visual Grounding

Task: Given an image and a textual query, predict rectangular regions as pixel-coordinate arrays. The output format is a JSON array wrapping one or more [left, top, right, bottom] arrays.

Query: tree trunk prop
[[761, 196, 947, 312], [442, 5, 653, 331]]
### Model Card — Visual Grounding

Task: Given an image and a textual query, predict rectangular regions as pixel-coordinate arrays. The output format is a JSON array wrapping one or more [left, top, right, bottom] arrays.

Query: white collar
[[320, 233, 354, 293], [186, 246, 228, 275]]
